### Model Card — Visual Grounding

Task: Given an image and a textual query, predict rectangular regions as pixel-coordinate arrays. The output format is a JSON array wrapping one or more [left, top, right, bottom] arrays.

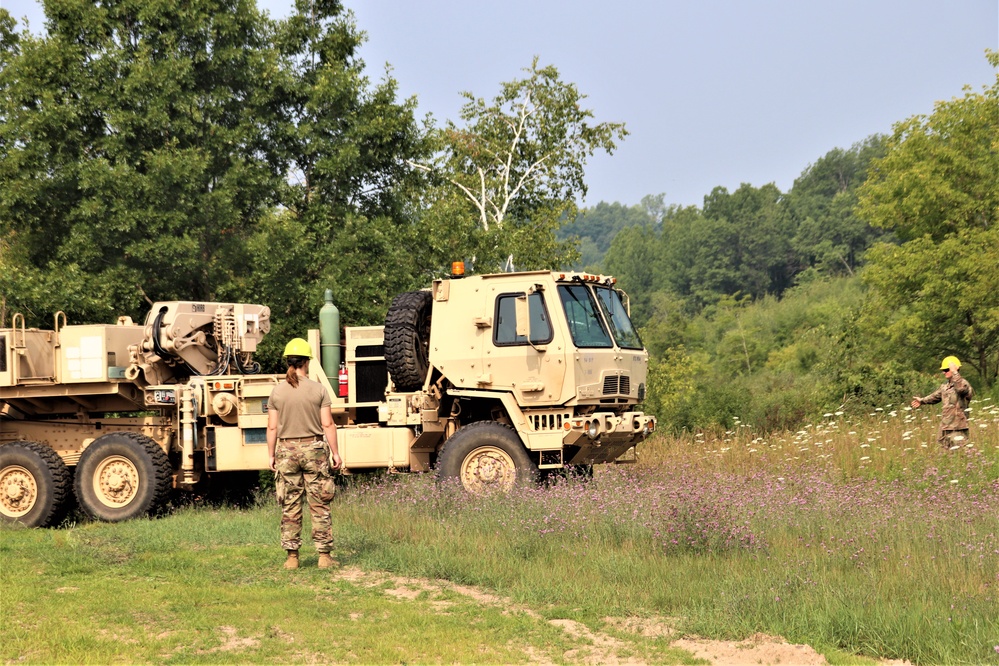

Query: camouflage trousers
[[938, 429, 970, 449], [274, 440, 336, 552]]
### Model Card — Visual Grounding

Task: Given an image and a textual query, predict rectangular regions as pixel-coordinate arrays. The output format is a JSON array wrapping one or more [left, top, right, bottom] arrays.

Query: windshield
[[594, 286, 643, 350], [558, 284, 612, 348]]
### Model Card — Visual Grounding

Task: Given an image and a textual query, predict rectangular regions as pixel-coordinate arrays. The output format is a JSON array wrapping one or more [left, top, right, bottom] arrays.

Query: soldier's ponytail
[[285, 356, 309, 388]]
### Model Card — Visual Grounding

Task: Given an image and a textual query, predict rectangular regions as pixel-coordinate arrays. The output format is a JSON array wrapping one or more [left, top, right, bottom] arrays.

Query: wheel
[[74, 432, 172, 522], [0, 441, 73, 527], [436, 421, 538, 495], [384, 290, 433, 391]]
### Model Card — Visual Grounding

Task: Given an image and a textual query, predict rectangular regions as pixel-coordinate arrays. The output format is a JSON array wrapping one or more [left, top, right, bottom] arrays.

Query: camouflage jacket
[[919, 371, 974, 431]]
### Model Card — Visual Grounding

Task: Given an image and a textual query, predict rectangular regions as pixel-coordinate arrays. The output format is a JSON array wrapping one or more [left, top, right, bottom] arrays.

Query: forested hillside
[[595, 58, 999, 430], [2, 2, 996, 432]]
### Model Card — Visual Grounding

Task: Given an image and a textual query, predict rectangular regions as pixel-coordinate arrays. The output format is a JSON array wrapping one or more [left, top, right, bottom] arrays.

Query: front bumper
[[562, 411, 655, 463]]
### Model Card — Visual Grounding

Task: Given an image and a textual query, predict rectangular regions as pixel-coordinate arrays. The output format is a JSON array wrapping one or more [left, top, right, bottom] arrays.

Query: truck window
[[594, 287, 643, 350], [494, 292, 553, 346], [558, 284, 613, 348]]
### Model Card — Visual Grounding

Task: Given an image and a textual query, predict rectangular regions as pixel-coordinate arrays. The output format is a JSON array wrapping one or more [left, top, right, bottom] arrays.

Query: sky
[[4, 0, 997, 208]]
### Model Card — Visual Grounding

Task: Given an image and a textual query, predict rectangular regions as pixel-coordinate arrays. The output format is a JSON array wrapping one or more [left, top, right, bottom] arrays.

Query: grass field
[[2, 399, 997, 664]]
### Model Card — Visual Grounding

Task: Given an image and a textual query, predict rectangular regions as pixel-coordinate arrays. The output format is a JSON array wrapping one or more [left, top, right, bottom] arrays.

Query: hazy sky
[[4, 0, 997, 208]]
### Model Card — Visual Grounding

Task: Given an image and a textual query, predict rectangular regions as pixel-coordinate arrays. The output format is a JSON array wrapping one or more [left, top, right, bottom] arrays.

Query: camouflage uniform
[[270, 376, 337, 553], [274, 438, 336, 552], [917, 370, 974, 448]]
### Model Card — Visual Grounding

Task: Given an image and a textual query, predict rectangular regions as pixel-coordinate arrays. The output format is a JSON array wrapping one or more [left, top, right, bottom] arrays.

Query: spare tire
[[384, 290, 433, 391]]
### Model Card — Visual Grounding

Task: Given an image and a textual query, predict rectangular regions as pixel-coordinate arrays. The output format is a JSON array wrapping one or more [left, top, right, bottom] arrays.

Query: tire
[[74, 432, 172, 522], [436, 421, 538, 495], [0, 441, 73, 528], [384, 290, 433, 392]]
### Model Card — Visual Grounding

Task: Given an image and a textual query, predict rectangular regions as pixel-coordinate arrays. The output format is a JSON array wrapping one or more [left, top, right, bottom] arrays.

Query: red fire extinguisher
[[338, 362, 348, 398]]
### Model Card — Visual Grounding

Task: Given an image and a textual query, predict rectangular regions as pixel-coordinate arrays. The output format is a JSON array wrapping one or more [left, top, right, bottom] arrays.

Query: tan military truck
[[1, 267, 655, 527]]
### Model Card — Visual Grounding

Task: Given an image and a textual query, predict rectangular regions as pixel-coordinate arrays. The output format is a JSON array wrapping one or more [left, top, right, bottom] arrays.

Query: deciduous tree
[[857, 52, 998, 240], [413, 57, 627, 272], [857, 51, 999, 386], [1, 0, 284, 324], [787, 136, 889, 277]]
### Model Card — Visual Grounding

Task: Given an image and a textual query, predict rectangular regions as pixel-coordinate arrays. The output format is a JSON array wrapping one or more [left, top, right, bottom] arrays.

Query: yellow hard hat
[[940, 355, 961, 370], [283, 338, 313, 358]]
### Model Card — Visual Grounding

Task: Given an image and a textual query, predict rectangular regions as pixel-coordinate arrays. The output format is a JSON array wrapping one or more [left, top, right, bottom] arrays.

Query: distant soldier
[[267, 338, 342, 570], [910, 355, 974, 449]]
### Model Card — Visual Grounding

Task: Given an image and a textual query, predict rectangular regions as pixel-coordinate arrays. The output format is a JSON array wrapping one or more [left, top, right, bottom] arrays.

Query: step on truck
[[1, 265, 656, 527]]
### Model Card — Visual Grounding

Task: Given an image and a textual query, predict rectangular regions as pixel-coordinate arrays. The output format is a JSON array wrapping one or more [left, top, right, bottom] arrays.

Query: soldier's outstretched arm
[[919, 387, 943, 405]]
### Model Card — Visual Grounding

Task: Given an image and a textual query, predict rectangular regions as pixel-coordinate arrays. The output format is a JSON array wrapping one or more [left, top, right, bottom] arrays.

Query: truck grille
[[527, 411, 572, 432], [602, 374, 630, 396]]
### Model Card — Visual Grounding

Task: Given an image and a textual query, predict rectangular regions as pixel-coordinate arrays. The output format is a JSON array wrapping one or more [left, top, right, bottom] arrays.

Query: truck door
[[487, 288, 567, 405]]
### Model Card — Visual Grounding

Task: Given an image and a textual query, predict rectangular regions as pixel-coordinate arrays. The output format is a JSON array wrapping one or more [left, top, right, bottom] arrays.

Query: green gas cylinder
[[319, 289, 340, 383]]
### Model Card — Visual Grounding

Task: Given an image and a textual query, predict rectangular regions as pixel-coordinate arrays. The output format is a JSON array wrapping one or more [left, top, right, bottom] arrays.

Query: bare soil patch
[[672, 633, 826, 665], [328, 566, 855, 665]]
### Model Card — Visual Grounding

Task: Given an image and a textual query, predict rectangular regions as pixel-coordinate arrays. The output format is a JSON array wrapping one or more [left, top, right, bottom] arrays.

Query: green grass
[[2, 400, 998, 664], [1, 505, 693, 665]]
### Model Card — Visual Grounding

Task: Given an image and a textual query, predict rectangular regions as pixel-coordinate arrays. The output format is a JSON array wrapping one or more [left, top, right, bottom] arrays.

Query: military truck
[[1, 266, 655, 527]]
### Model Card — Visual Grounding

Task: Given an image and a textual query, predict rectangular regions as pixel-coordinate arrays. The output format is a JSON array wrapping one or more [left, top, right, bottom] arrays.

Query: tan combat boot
[[284, 550, 299, 570], [318, 553, 336, 569]]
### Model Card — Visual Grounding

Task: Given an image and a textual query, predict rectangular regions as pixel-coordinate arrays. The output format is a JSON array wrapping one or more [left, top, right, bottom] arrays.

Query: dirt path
[[330, 566, 869, 665]]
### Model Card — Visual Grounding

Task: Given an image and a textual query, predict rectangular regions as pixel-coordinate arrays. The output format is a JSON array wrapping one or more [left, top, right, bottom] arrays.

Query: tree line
[[571, 54, 998, 430]]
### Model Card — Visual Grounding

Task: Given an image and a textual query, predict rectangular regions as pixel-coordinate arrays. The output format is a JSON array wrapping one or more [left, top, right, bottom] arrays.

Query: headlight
[[587, 420, 600, 439]]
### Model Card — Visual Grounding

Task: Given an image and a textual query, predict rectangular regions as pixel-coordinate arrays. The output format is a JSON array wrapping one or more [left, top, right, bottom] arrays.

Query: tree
[[412, 57, 627, 272], [857, 52, 999, 241], [559, 200, 656, 270], [787, 136, 889, 277], [857, 51, 999, 386], [1, 0, 284, 324], [635, 184, 795, 309], [243, 0, 432, 336], [862, 228, 999, 387], [0, 0, 431, 340], [602, 222, 665, 326]]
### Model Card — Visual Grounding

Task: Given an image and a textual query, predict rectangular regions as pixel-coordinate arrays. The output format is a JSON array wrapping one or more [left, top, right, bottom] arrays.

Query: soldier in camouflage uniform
[[267, 338, 342, 570], [911, 355, 974, 449]]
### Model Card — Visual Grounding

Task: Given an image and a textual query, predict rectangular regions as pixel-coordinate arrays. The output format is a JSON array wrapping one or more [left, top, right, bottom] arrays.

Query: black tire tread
[[384, 290, 433, 391], [0, 441, 73, 527], [436, 421, 538, 491], [74, 432, 173, 522]]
